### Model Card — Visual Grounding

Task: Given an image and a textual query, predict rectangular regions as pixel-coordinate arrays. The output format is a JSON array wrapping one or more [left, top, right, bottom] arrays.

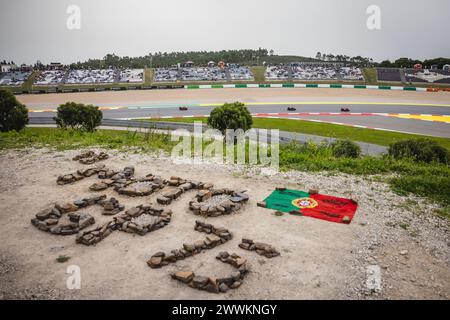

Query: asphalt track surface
[[29, 103, 450, 138]]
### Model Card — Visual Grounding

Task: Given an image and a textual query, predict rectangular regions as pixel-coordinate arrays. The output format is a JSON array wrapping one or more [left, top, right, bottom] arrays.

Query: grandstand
[[34, 70, 65, 85], [180, 67, 227, 82], [119, 69, 144, 83], [228, 64, 254, 81], [376, 68, 402, 82], [66, 69, 116, 84], [0, 71, 31, 86], [154, 67, 178, 82], [265, 65, 290, 80], [291, 64, 338, 81], [339, 66, 364, 81], [265, 63, 364, 81], [404, 69, 450, 84], [153, 65, 253, 82]]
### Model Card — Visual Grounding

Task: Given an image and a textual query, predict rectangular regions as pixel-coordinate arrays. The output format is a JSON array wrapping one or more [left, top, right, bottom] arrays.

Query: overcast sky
[[1, 0, 449, 64]]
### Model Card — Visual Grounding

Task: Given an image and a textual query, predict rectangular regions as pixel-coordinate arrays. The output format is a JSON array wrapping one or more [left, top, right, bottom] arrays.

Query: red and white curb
[[121, 112, 450, 121]]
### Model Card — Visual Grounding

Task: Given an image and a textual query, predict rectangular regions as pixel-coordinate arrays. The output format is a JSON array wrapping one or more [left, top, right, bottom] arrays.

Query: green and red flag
[[262, 189, 358, 224]]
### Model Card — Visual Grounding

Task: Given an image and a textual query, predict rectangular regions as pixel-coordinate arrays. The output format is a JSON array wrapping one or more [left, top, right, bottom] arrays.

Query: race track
[[19, 88, 450, 138]]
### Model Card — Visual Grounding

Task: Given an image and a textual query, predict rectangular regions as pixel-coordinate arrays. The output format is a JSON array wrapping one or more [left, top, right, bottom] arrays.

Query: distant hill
[[67, 49, 318, 69]]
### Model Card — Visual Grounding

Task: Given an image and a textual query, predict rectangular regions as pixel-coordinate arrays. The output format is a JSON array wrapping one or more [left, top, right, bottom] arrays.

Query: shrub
[[207, 102, 253, 135], [54, 102, 102, 132], [388, 138, 449, 164], [330, 140, 361, 158], [0, 89, 29, 132]]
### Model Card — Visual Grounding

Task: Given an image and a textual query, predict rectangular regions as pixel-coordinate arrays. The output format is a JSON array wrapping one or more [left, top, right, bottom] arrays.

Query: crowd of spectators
[[291, 64, 338, 80], [34, 70, 66, 85], [154, 67, 178, 82], [265, 65, 289, 80], [339, 66, 364, 81], [65, 69, 117, 84], [119, 69, 144, 83], [0, 71, 31, 85], [228, 64, 254, 81], [180, 67, 227, 81]]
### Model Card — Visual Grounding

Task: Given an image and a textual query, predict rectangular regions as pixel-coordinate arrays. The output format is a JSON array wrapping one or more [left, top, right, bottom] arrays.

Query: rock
[[257, 201, 266, 208], [183, 243, 195, 252], [217, 252, 230, 260], [172, 271, 194, 283], [157, 196, 171, 205], [168, 179, 180, 186], [230, 281, 242, 289], [308, 188, 319, 195], [194, 240, 205, 250], [36, 207, 54, 221], [89, 182, 108, 191], [276, 187, 286, 191], [204, 282, 219, 293], [234, 258, 247, 268], [203, 183, 214, 190], [125, 207, 141, 217], [179, 183, 193, 191], [152, 251, 165, 258], [163, 188, 183, 200], [400, 250, 408, 256], [56, 202, 79, 213], [342, 216, 351, 224], [74, 199, 87, 208], [46, 218, 59, 226], [219, 283, 229, 293], [192, 276, 209, 287], [147, 256, 163, 268], [206, 234, 221, 244]]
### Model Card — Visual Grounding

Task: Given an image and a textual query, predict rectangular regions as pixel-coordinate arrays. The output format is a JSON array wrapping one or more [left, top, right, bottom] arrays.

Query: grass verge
[[138, 117, 450, 150]]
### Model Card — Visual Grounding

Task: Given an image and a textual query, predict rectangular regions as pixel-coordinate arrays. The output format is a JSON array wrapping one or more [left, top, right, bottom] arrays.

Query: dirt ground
[[0, 148, 449, 300], [17, 88, 450, 109]]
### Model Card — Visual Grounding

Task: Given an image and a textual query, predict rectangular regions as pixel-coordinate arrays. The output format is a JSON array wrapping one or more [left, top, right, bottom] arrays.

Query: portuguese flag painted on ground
[[262, 189, 358, 224]]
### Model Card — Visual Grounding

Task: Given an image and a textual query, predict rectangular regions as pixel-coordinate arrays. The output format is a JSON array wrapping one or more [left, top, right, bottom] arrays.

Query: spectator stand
[[376, 68, 402, 82], [0, 71, 31, 86], [404, 68, 450, 84]]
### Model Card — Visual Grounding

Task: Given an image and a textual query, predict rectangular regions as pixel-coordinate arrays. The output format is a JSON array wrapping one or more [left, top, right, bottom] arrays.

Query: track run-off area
[[18, 87, 450, 138]]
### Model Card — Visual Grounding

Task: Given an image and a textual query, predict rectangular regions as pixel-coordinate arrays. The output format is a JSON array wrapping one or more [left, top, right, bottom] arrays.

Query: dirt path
[[17, 88, 450, 109], [0, 149, 449, 299]]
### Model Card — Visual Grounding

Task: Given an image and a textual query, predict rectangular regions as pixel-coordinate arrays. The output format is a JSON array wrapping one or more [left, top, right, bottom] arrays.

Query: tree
[[379, 60, 392, 67], [54, 102, 102, 132], [0, 89, 29, 132], [207, 102, 253, 135]]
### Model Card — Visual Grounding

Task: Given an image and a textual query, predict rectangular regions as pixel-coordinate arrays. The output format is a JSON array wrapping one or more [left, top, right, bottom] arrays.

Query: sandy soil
[[18, 88, 450, 109], [0, 148, 449, 300]]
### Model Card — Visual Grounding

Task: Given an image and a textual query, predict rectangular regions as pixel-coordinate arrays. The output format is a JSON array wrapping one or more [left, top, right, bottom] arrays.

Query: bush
[[207, 102, 253, 135], [0, 89, 29, 132], [388, 138, 449, 164], [330, 140, 361, 158], [54, 102, 102, 132]]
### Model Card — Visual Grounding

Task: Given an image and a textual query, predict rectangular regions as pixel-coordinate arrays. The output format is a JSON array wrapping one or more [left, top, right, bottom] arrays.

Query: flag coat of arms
[[262, 189, 358, 224]]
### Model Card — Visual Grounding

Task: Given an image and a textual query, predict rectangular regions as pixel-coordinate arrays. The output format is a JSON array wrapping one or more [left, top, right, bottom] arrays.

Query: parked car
[[179, 106, 188, 111], [287, 106, 297, 111], [341, 107, 350, 112]]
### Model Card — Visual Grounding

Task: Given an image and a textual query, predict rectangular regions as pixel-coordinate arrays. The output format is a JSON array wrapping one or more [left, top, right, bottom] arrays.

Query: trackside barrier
[[12, 83, 443, 95]]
